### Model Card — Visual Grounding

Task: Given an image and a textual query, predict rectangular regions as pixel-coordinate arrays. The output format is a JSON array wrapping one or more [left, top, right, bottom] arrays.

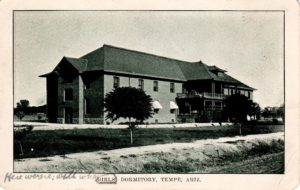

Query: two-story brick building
[[40, 44, 254, 124]]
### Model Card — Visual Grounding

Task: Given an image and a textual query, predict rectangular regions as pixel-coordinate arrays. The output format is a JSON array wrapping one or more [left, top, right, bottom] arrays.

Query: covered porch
[[176, 97, 223, 123]]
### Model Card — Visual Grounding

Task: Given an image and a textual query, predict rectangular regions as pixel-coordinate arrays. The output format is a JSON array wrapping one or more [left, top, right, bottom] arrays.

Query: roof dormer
[[208, 65, 227, 77]]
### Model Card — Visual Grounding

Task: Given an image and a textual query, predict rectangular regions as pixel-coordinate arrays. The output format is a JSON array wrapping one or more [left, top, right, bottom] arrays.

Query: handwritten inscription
[[4, 172, 97, 183], [4, 172, 201, 184], [4, 173, 22, 182]]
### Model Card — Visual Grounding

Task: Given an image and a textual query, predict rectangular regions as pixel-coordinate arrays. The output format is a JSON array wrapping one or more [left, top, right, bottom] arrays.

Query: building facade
[[40, 44, 254, 124]]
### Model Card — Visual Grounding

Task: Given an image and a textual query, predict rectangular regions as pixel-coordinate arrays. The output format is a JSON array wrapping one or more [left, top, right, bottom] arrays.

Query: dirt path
[[14, 132, 283, 172], [14, 121, 232, 130]]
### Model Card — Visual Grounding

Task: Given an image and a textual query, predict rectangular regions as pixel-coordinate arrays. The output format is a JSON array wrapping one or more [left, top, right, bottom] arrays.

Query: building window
[[170, 83, 175, 93], [215, 102, 222, 110], [113, 76, 120, 88], [231, 89, 234, 95], [138, 79, 144, 90], [85, 98, 90, 114], [248, 91, 251, 98], [182, 86, 187, 93], [64, 89, 73, 101], [153, 81, 158, 91], [218, 72, 224, 77], [224, 88, 229, 95]]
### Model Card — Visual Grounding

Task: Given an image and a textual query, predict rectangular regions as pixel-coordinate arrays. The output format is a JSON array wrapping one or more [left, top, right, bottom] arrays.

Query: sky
[[14, 11, 284, 108]]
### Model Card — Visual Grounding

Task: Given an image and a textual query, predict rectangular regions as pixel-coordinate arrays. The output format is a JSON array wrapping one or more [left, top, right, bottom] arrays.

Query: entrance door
[[65, 107, 73, 124]]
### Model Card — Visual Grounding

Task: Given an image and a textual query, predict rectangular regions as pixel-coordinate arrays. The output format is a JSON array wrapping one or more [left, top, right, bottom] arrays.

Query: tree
[[249, 102, 261, 120], [262, 107, 272, 119], [17, 99, 30, 109], [104, 87, 153, 144], [16, 99, 30, 114], [276, 104, 284, 122], [15, 99, 30, 120], [222, 94, 259, 135]]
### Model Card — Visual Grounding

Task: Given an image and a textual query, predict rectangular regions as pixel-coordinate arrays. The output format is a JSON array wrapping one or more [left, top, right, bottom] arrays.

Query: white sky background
[[14, 11, 284, 108]]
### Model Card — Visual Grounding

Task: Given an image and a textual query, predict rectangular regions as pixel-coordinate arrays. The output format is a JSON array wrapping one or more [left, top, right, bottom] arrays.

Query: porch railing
[[177, 92, 226, 99], [204, 105, 223, 111]]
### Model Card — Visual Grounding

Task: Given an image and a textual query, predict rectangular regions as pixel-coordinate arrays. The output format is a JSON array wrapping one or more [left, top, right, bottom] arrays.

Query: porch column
[[78, 76, 84, 124], [128, 77, 131, 87], [220, 83, 223, 95]]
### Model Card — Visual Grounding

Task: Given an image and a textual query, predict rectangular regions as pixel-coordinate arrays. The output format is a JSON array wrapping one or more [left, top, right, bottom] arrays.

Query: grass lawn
[[140, 139, 284, 174], [14, 136, 284, 173], [206, 152, 284, 173], [14, 124, 283, 159], [14, 114, 47, 122]]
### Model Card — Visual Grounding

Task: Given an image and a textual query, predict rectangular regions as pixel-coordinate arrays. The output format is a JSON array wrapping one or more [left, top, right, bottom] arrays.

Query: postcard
[[0, 0, 299, 189]]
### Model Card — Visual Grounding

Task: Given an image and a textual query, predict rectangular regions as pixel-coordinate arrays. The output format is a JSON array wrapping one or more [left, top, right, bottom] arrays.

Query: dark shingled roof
[[103, 45, 187, 81], [177, 61, 211, 80], [80, 45, 186, 81], [64, 57, 88, 73], [41, 44, 254, 90], [81, 47, 104, 71]]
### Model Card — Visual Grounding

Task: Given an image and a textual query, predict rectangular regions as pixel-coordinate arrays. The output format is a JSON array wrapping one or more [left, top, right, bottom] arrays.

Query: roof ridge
[[80, 46, 103, 59], [64, 56, 88, 61], [102, 44, 197, 64]]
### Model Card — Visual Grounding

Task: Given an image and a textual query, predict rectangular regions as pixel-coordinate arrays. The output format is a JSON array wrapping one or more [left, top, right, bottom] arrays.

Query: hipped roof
[[40, 44, 255, 90]]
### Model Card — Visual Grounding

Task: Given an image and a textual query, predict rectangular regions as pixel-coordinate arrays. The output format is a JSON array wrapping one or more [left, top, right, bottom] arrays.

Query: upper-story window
[[153, 81, 158, 92], [64, 89, 73, 101], [170, 82, 175, 93], [231, 89, 234, 95], [247, 91, 251, 98], [138, 79, 144, 90], [217, 72, 224, 77], [224, 88, 229, 95], [113, 76, 120, 88]]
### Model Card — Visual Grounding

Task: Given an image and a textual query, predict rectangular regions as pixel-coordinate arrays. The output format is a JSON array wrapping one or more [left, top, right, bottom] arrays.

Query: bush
[[256, 119, 283, 125], [246, 120, 258, 126], [15, 111, 25, 120], [14, 125, 34, 156], [272, 118, 279, 125]]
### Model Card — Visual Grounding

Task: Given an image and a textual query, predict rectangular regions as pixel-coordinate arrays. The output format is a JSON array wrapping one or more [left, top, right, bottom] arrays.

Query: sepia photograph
[[13, 10, 285, 174]]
